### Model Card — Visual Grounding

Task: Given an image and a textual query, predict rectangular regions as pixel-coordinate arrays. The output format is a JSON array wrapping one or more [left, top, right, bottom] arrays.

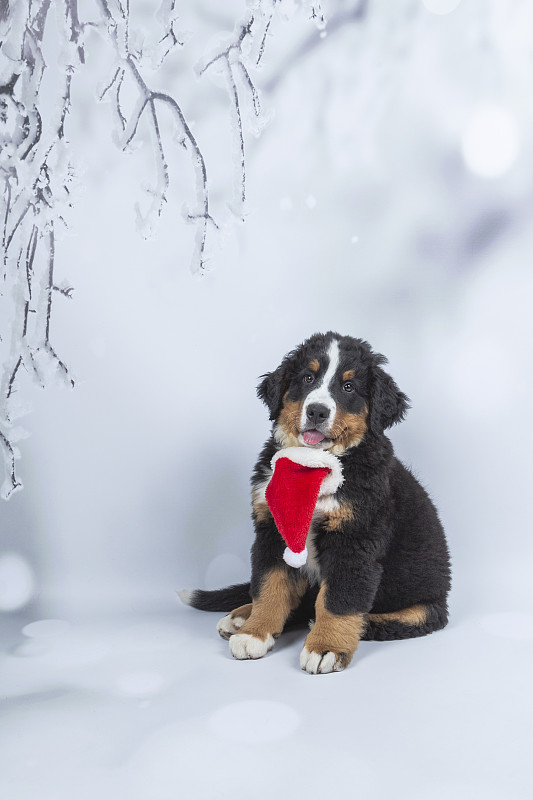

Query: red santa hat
[[265, 447, 344, 568]]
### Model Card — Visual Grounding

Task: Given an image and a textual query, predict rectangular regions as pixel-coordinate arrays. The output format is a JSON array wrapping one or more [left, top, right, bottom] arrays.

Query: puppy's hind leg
[[217, 604, 253, 640], [363, 600, 448, 641]]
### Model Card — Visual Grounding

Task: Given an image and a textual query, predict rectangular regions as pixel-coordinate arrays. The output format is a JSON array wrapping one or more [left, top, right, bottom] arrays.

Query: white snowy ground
[[1, 604, 532, 800]]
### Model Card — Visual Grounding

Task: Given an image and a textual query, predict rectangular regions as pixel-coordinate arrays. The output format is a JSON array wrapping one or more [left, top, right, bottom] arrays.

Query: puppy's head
[[257, 332, 410, 455]]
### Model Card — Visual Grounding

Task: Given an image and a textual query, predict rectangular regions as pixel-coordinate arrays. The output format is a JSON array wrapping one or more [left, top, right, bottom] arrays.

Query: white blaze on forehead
[[301, 339, 340, 430]]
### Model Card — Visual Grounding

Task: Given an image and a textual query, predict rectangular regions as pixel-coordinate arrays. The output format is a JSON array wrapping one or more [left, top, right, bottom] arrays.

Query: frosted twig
[[0, 428, 22, 500], [197, 11, 270, 212], [198, 17, 254, 76], [153, 0, 184, 67], [226, 60, 246, 209], [256, 11, 274, 66], [97, 0, 214, 272], [238, 61, 261, 117], [152, 90, 218, 268], [58, 67, 74, 139], [53, 285, 74, 298]]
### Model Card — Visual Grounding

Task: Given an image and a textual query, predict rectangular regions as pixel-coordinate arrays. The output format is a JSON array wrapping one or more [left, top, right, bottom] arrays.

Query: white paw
[[299, 646, 344, 674], [217, 613, 247, 640], [229, 633, 275, 660]]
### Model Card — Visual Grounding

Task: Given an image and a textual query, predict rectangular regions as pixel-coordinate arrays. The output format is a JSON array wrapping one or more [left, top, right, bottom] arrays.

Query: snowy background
[[1, 1, 532, 798]]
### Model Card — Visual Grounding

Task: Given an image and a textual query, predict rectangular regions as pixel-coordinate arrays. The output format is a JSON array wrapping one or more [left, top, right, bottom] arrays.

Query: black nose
[[306, 403, 330, 427]]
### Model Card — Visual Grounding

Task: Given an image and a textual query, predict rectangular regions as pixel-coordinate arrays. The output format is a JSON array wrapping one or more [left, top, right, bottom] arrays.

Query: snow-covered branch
[[1, 0, 361, 498], [1, 0, 80, 499], [96, 0, 217, 273], [196, 6, 274, 215]]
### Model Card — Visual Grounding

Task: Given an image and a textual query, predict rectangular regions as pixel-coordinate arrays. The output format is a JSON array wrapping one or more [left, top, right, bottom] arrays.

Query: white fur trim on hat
[[283, 546, 308, 568], [271, 447, 343, 496]]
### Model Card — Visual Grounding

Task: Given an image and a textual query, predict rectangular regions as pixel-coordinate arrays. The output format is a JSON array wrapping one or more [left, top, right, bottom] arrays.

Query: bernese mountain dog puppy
[[180, 332, 451, 674]]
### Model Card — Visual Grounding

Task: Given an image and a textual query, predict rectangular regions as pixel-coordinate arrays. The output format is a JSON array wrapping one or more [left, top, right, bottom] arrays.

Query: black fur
[[185, 332, 451, 644], [369, 364, 410, 435], [257, 352, 298, 421]]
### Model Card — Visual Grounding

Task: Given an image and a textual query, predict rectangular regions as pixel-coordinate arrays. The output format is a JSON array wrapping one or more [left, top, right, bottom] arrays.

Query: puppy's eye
[[343, 382, 354, 393], [303, 374, 315, 384]]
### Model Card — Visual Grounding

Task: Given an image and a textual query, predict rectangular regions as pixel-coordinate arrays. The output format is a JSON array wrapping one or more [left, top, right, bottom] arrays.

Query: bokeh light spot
[[0, 553, 35, 611], [461, 104, 520, 178]]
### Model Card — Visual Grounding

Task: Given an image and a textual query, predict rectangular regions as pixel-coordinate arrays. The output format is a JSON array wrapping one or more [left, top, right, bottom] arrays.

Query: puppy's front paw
[[299, 646, 348, 674], [229, 633, 275, 660]]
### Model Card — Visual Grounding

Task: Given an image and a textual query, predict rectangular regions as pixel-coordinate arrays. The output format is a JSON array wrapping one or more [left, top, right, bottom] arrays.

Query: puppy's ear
[[257, 356, 295, 421], [369, 363, 410, 436]]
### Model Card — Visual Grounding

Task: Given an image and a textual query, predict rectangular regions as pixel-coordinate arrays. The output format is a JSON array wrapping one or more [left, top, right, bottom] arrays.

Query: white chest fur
[[299, 495, 341, 583], [301, 525, 321, 583]]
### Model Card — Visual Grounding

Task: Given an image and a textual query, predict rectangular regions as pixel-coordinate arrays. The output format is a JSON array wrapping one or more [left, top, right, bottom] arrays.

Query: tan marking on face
[[304, 583, 366, 668], [322, 501, 355, 531], [329, 406, 368, 455], [274, 397, 303, 448], [309, 359, 320, 372], [369, 604, 428, 626], [342, 369, 355, 381], [238, 568, 307, 642]]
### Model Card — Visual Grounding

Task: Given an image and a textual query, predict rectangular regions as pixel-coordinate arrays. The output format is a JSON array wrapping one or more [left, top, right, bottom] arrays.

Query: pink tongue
[[303, 430, 326, 445]]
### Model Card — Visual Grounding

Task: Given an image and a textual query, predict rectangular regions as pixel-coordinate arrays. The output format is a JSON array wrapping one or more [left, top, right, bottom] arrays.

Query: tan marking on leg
[[274, 397, 303, 448], [342, 369, 355, 381], [230, 603, 253, 622], [238, 568, 307, 642], [323, 502, 355, 531], [309, 359, 320, 372], [329, 407, 368, 455], [303, 583, 366, 669], [369, 604, 428, 626]]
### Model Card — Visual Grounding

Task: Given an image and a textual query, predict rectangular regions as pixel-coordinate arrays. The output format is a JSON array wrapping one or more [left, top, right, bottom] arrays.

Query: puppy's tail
[[178, 582, 251, 612]]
